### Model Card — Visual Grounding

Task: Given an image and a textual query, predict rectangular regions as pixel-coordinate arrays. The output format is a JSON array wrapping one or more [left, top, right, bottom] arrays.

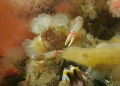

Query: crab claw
[[65, 16, 84, 46], [65, 30, 76, 46], [55, 50, 63, 57]]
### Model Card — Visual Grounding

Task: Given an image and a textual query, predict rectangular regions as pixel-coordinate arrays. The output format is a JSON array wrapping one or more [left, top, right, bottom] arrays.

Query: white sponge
[[52, 13, 69, 28], [31, 13, 53, 34]]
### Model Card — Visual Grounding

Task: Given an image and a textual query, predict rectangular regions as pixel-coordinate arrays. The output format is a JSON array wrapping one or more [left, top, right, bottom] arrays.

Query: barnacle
[[62, 65, 86, 86]]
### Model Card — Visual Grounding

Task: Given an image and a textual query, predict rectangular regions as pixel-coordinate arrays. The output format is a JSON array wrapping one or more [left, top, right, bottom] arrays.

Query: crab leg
[[65, 16, 84, 46], [32, 50, 63, 61]]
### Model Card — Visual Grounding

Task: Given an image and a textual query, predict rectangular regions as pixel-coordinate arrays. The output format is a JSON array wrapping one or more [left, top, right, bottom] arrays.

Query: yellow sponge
[[62, 43, 120, 67]]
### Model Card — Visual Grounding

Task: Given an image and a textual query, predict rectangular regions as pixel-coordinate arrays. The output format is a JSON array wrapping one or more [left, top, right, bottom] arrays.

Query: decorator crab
[[24, 13, 85, 61]]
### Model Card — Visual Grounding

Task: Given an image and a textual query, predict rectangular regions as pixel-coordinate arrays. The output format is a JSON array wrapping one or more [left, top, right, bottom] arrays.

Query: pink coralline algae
[[107, 0, 120, 17]]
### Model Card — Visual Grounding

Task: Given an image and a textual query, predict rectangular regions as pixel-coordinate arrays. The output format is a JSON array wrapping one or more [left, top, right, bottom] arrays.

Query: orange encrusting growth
[[0, 0, 36, 57], [56, 2, 73, 16]]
